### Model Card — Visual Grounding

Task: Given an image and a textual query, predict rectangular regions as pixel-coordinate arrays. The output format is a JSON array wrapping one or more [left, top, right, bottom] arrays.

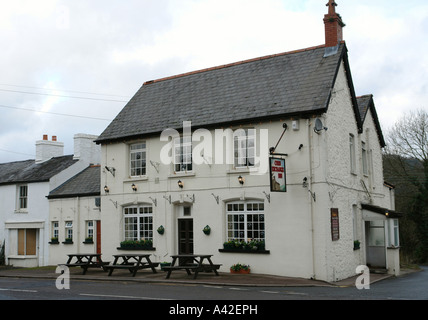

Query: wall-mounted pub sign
[[269, 157, 286, 192]]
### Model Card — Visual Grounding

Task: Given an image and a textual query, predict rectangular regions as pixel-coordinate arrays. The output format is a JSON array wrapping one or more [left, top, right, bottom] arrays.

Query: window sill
[[117, 247, 156, 251], [227, 168, 254, 174], [168, 172, 195, 178], [219, 249, 270, 254], [14, 210, 28, 214], [62, 241, 74, 245], [124, 176, 148, 182]]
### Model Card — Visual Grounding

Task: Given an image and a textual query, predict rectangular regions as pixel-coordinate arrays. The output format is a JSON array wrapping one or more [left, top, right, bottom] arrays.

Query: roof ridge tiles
[[143, 43, 330, 86]]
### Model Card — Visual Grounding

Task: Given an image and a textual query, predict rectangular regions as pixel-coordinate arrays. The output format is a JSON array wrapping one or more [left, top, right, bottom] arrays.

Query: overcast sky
[[0, 0, 427, 163]]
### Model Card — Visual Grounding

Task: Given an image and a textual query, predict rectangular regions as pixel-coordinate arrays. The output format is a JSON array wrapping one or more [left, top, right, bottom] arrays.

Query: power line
[[0, 104, 113, 121], [0, 148, 35, 157], [0, 88, 129, 103], [0, 83, 130, 99]]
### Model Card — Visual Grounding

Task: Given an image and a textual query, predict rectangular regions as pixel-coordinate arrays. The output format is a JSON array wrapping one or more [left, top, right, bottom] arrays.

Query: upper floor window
[[362, 141, 368, 176], [234, 129, 255, 168], [17, 185, 28, 210], [349, 134, 356, 174], [130, 142, 146, 177], [174, 136, 192, 172]]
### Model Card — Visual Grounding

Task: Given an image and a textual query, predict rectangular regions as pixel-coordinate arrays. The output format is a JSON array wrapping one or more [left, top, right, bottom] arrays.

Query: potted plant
[[63, 238, 73, 244], [230, 263, 251, 274], [50, 237, 59, 244], [160, 261, 172, 271]]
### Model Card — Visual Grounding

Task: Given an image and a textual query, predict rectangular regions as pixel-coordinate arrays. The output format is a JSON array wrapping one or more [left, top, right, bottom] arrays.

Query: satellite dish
[[314, 118, 328, 134]]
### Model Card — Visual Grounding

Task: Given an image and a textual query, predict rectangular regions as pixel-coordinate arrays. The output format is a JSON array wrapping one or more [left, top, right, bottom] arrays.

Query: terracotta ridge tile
[[143, 43, 329, 86]]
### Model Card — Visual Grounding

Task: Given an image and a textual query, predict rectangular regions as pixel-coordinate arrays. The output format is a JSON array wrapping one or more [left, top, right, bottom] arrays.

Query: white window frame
[[52, 221, 59, 239], [86, 220, 94, 239], [130, 142, 147, 177], [17, 185, 28, 210], [234, 129, 255, 168], [362, 141, 368, 176], [65, 221, 73, 240], [173, 136, 193, 173], [123, 205, 154, 241], [226, 201, 265, 242], [349, 134, 356, 174]]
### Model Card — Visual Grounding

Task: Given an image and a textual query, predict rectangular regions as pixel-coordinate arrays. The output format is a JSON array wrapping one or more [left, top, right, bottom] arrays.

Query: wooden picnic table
[[103, 254, 159, 277], [61, 253, 109, 275], [163, 254, 221, 279]]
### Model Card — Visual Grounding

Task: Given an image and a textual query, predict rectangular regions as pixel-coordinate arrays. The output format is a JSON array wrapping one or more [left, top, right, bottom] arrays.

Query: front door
[[178, 219, 194, 255]]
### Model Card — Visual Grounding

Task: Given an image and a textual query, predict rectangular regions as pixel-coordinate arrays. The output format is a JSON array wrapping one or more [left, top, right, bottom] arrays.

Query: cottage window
[[123, 205, 153, 241], [226, 201, 265, 242], [52, 221, 59, 239], [130, 142, 147, 177], [174, 136, 192, 172], [65, 221, 73, 240], [234, 129, 255, 168], [18, 229, 37, 256], [86, 221, 94, 240], [17, 185, 28, 210]]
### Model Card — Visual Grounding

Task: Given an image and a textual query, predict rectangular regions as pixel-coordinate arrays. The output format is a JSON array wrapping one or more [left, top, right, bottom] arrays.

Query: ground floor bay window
[[121, 205, 154, 250], [223, 201, 267, 252]]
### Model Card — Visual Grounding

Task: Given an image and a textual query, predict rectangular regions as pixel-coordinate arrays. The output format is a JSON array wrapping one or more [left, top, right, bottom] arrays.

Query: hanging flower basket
[[203, 225, 211, 235], [157, 225, 165, 235]]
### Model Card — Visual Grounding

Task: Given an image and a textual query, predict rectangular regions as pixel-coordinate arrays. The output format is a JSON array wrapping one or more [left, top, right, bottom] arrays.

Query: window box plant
[[221, 239, 268, 253], [83, 237, 94, 244], [230, 263, 250, 274], [119, 239, 154, 250], [63, 238, 73, 244], [49, 237, 59, 244]]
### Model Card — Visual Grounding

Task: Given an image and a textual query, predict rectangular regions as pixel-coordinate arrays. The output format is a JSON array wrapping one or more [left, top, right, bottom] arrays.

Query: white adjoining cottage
[[0, 134, 100, 267], [95, 1, 401, 282]]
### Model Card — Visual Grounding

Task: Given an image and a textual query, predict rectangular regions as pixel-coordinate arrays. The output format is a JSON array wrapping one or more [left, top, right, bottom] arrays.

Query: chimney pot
[[52, 136, 57, 142], [43, 134, 48, 141]]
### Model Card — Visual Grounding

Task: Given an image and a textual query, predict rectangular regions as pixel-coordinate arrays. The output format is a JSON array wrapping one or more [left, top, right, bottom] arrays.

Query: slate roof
[[96, 43, 356, 144], [0, 155, 78, 186], [47, 165, 100, 199], [356, 94, 386, 148]]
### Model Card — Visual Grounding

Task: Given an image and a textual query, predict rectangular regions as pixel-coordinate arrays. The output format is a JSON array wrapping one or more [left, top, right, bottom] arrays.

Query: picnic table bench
[[103, 254, 159, 277], [61, 253, 109, 275], [163, 254, 221, 279]]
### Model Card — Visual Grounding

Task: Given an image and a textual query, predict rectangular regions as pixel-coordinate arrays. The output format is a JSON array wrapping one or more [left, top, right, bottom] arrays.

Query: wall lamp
[[104, 185, 110, 193], [238, 176, 245, 185], [178, 180, 184, 189], [132, 184, 137, 192]]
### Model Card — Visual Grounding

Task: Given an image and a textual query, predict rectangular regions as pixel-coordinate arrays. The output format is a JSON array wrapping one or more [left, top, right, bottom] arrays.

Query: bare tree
[[384, 108, 428, 263]]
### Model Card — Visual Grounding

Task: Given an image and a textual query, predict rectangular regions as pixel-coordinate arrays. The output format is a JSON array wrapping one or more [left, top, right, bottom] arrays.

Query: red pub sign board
[[270, 158, 286, 192]]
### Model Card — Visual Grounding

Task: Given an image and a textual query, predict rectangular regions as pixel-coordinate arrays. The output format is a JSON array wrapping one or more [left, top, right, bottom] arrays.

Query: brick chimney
[[35, 135, 64, 163], [324, 0, 345, 55]]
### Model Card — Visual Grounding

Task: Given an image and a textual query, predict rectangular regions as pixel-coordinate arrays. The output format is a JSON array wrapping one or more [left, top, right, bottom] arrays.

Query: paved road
[[0, 266, 426, 317]]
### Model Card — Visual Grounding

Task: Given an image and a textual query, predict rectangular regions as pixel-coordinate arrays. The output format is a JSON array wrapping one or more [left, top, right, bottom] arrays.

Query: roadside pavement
[[0, 265, 403, 288]]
